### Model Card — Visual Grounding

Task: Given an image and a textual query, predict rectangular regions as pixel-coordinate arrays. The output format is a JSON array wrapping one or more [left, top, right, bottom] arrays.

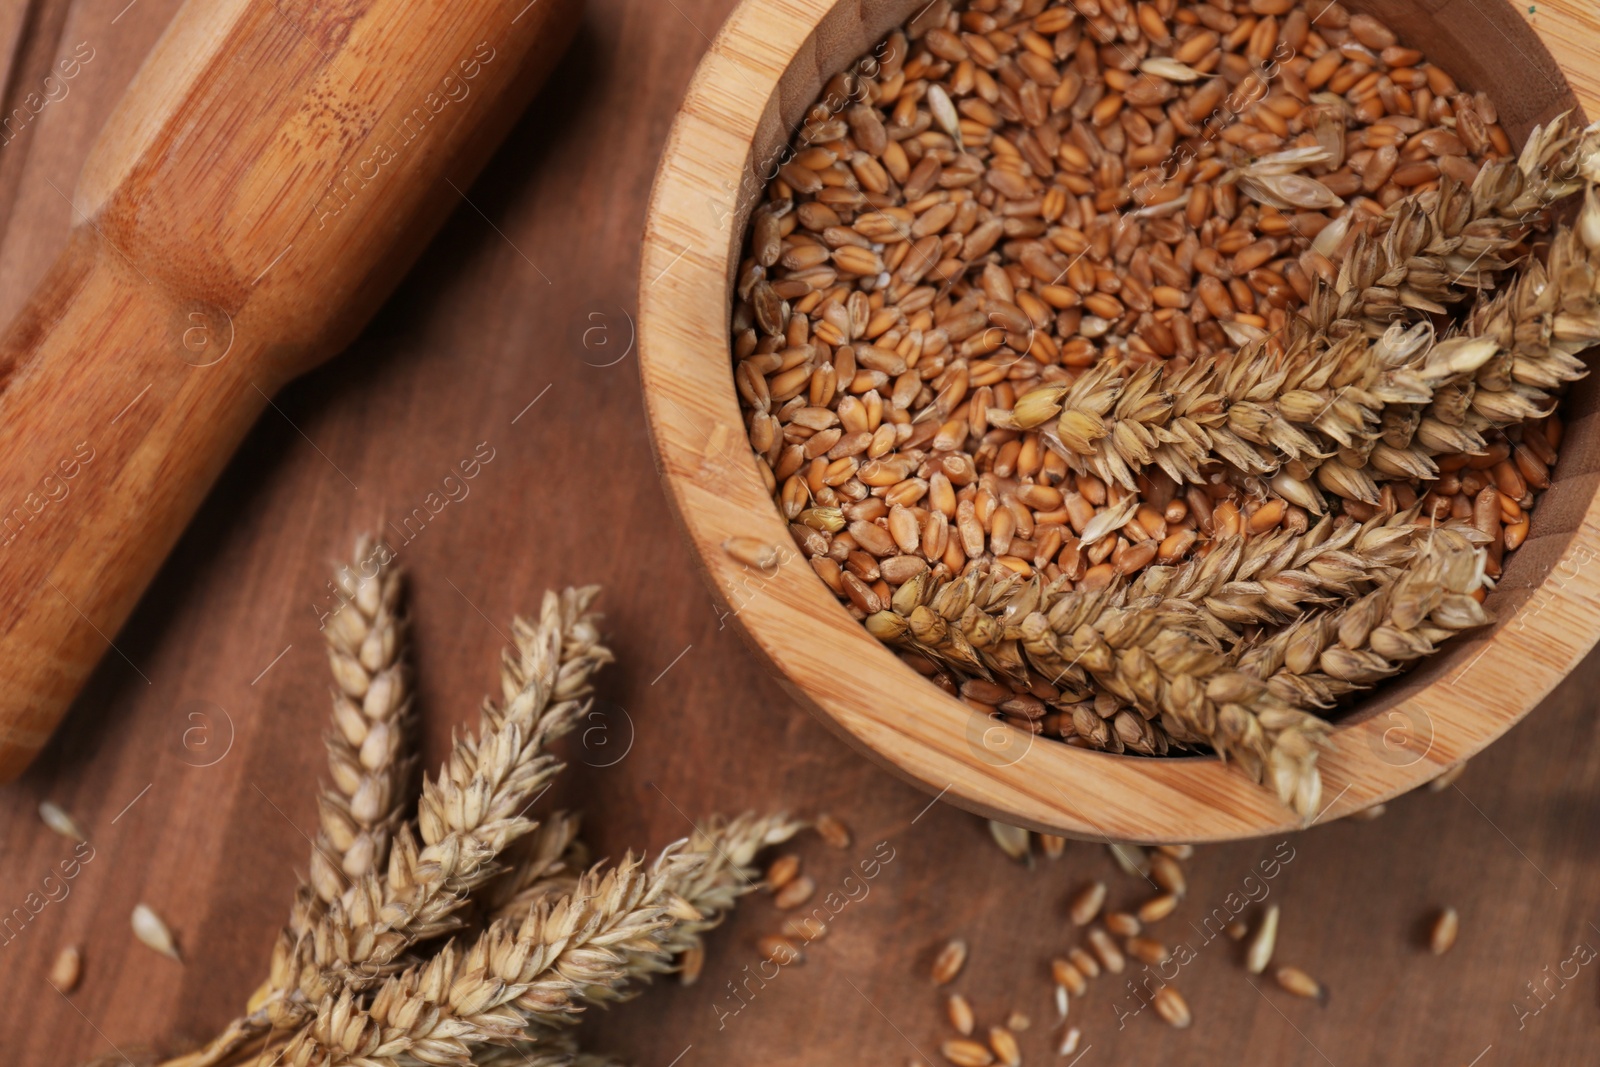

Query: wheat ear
[[998, 119, 1600, 506], [556, 812, 803, 1016], [309, 537, 415, 911], [1237, 525, 1493, 709], [281, 848, 700, 1066], [1303, 113, 1591, 334]]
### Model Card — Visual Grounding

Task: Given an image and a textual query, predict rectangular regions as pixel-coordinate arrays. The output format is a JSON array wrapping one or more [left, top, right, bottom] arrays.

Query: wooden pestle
[[0, 0, 582, 780]]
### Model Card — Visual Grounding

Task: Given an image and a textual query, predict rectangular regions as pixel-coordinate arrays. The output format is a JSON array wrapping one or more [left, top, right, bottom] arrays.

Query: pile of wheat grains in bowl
[[729, 0, 1600, 816]]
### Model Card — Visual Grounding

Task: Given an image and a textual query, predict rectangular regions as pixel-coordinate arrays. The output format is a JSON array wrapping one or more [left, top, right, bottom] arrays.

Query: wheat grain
[[941, 1038, 994, 1067], [1153, 986, 1193, 1029], [1067, 946, 1100, 980], [1246, 905, 1280, 975], [814, 813, 852, 849], [1149, 852, 1187, 897], [765, 853, 801, 891], [49, 945, 81, 992], [1051, 957, 1087, 997], [1086, 927, 1126, 975], [1275, 965, 1328, 1003], [946, 992, 975, 1036], [133, 904, 180, 961], [1104, 912, 1141, 938], [38, 800, 86, 842], [1126, 937, 1171, 966], [988, 820, 1030, 862], [775, 875, 817, 910], [988, 1026, 1021, 1067], [1138, 894, 1180, 924], [1068, 882, 1107, 927], [1430, 907, 1460, 955], [1058, 1027, 1082, 1056], [933, 939, 969, 985]]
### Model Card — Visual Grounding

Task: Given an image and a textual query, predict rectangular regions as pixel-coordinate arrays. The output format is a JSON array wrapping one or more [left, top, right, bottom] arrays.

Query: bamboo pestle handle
[[0, 0, 582, 780]]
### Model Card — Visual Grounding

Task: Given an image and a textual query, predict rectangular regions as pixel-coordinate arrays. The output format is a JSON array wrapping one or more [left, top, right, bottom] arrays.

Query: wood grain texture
[[640, 0, 1600, 841], [0, 0, 582, 781], [0, 2, 1598, 1066]]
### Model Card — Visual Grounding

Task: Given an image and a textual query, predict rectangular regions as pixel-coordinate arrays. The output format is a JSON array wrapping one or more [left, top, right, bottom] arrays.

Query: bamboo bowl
[[639, 0, 1600, 842]]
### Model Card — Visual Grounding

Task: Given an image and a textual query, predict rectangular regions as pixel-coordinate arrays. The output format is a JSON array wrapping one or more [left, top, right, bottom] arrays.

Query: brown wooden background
[[0, 1, 1596, 1064]]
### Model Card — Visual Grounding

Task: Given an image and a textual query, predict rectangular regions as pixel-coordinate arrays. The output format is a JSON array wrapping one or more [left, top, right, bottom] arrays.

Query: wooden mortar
[[0, 0, 582, 780], [639, 0, 1600, 842]]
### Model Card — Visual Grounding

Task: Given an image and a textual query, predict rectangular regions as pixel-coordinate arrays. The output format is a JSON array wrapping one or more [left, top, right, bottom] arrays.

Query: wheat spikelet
[[482, 811, 589, 922]]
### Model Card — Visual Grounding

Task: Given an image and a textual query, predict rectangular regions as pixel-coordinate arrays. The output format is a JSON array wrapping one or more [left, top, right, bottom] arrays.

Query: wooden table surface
[[1, 2, 1597, 1065]]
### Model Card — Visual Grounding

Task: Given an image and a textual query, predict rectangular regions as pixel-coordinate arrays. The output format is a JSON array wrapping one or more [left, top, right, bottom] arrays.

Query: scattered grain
[[1246, 904, 1280, 975], [49, 945, 81, 992], [1068, 946, 1101, 979], [759, 934, 803, 965], [1069, 882, 1107, 926], [775, 875, 817, 910], [1275, 965, 1327, 1003], [989, 821, 1032, 862], [1058, 1027, 1083, 1056], [1086, 926, 1126, 974], [1052, 956, 1088, 997], [933, 939, 969, 984], [941, 1038, 994, 1067], [947, 992, 976, 1036], [1138, 893, 1180, 924], [1105, 911, 1141, 938], [1153, 986, 1193, 1029], [131, 904, 180, 961], [815, 813, 852, 849], [1430, 907, 1460, 955], [38, 801, 85, 843], [766, 853, 801, 891], [988, 1026, 1022, 1067]]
